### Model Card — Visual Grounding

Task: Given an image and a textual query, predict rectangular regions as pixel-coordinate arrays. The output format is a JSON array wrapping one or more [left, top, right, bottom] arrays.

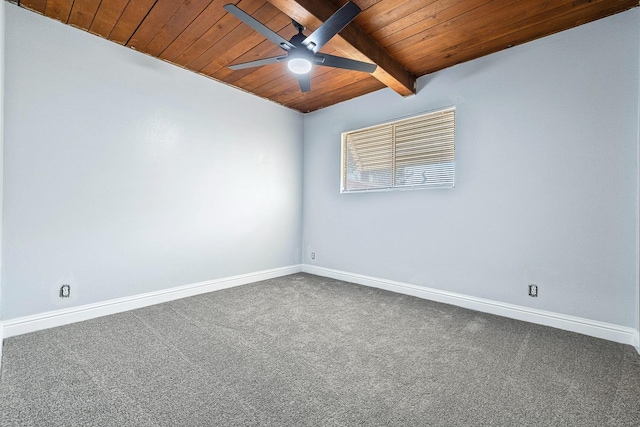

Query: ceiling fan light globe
[[288, 58, 312, 74]]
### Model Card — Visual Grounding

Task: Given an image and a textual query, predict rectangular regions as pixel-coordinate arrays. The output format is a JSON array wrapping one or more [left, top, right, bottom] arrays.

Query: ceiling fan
[[223, 1, 377, 92]]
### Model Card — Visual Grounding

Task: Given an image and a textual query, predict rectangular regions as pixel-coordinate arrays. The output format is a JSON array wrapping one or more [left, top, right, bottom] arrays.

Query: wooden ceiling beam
[[266, 0, 416, 96]]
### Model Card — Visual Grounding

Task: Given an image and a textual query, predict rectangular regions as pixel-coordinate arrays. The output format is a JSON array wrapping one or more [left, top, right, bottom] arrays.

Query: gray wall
[[302, 9, 640, 328], [2, 4, 303, 320]]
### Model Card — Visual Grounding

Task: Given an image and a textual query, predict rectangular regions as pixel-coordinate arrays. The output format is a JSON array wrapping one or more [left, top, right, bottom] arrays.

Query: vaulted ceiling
[[13, 0, 639, 113]]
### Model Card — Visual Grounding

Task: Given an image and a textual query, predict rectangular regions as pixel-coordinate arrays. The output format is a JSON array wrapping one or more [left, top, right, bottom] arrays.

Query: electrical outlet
[[528, 284, 538, 297], [60, 284, 71, 298], [310, 252, 316, 260]]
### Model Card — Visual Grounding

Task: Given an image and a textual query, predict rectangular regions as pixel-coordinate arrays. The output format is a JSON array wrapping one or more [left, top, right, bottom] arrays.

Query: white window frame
[[340, 106, 456, 193]]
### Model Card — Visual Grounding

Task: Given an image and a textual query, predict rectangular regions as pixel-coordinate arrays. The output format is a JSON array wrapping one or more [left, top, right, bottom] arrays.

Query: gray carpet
[[1, 273, 639, 426]]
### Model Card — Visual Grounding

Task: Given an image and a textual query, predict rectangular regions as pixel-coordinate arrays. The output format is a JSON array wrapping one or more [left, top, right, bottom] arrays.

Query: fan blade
[[302, 1, 360, 53], [297, 73, 311, 92], [229, 55, 287, 70], [315, 53, 377, 73], [224, 4, 294, 51]]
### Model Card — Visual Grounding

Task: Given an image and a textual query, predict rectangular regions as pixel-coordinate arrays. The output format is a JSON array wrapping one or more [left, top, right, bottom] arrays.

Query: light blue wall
[[2, 4, 303, 320], [303, 9, 640, 328], [0, 0, 5, 347], [2, 4, 639, 333], [637, 12, 640, 347]]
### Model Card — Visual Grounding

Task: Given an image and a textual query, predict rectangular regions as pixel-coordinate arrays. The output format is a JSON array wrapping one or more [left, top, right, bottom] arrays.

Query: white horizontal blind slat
[[342, 107, 455, 192], [345, 125, 393, 191], [395, 108, 455, 189]]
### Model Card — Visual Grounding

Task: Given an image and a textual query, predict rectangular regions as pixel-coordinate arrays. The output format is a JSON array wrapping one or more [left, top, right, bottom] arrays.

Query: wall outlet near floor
[[528, 284, 538, 297], [310, 252, 316, 260], [60, 284, 71, 298]]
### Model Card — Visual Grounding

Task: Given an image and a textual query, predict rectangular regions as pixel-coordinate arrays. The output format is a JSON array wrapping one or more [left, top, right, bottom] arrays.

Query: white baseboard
[[2, 263, 637, 351], [302, 264, 638, 347], [1, 265, 302, 339]]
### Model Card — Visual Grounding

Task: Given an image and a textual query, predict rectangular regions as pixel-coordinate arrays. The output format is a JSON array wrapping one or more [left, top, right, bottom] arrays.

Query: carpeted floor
[[1, 273, 639, 426]]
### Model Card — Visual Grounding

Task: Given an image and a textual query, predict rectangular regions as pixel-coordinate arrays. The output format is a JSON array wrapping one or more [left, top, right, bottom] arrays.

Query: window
[[341, 107, 455, 193]]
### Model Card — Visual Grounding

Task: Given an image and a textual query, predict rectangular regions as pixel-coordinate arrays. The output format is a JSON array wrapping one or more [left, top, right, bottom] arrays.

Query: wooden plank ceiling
[[15, 0, 639, 113]]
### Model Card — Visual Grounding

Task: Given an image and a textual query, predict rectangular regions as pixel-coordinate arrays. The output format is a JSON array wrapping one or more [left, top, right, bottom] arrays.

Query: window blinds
[[342, 107, 455, 193]]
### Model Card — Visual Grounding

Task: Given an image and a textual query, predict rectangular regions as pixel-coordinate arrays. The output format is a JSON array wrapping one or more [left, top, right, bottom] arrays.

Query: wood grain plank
[[230, 46, 353, 99], [246, 65, 309, 96], [18, 0, 637, 113], [257, 72, 315, 100], [226, 64, 292, 100], [257, 62, 338, 98], [127, 0, 185, 51], [268, 0, 416, 96], [228, 45, 343, 96], [20, 0, 48, 14], [168, 0, 265, 66], [210, 22, 292, 83], [232, 50, 338, 97], [373, 0, 492, 48], [398, 0, 633, 66], [227, 55, 291, 90], [68, 0, 102, 30], [462, 0, 640, 57], [159, 0, 229, 61], [182, 1, 274, 71], [221, 62, 282, 88], [288, 77, 383, 112], [44, 0, 75, 23], [375, 0, 521, 75], [200, 11, 292, 77], [222, 64, 281, 87], [346, 0, 384, 13], [402, 0, 568, 70], [356, 0, 440, 34], [393, 0, 532, 61], [143, 0, 213, 57], [273, 68, 381, 111], [413, 0, 639, 75], [89, 0, 129, 38], [109, 0, 157, 45], [272, 68, 351, 103]]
